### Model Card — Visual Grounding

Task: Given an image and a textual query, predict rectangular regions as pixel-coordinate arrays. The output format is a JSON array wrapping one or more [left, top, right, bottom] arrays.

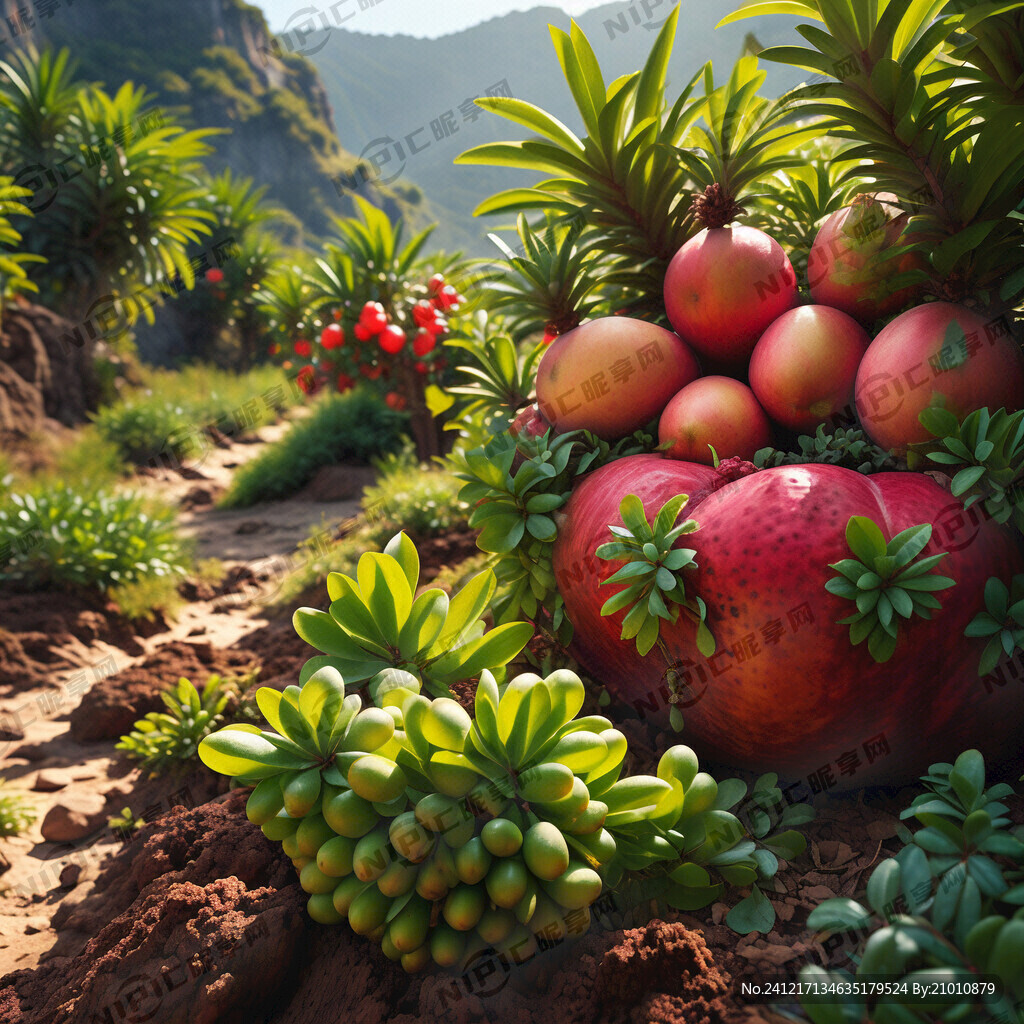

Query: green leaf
[[807, 898, 873, 933], [846, 516, 887, 564], [384, 532, 420, 595], [726, 885, 776, 934]]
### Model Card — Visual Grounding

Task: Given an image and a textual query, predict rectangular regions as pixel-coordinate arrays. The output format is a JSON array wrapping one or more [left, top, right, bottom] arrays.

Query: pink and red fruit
[[412, 332, 436, 358], [658, 377, 771, 464], [428, 274, 445, 293], [320, 324, 345, 350], [359, 301, 388, 334], [749, 305, 870, 433], [354, 323, 373, 342], [379, 325, 406, 354]]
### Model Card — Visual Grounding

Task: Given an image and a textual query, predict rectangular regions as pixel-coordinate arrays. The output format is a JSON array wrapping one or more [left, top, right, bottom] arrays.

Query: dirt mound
[[236, 618, 313, 691], [68, 641, 258, 742]]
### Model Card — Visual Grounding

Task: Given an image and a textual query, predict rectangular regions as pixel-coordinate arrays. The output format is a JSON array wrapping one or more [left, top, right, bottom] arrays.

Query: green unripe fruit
[[246, 777, 284, 825], [307, 892, 344, 924], [657, 744, 700, 789], [431, 760, 481, 799], [416, 849, 455, 901], [390, 896, 431, 953], [323, 790, 378, 839], [281, 831, 302, 861], [353, 828, 392, 882], [343, 708, 395, 752], [442, 816, 476, 849], [486, 857, 529, 909], [316, 835, 356, 878], [332, 875, 366, 916], [372, 794, 409, 818], [401, 946, 432, 973], [454, 837, 492, 885], [415, 793, 467, 834], [443, 885, 487, 932], [348, 884, 392, 935], [299, 861, 338, 895], [518, 763, 574, 804], [538, 776, 590, 824], [514, 875, 538, 925], [380, 929, 402, 962], [291, 857, 312, 872], [377, 858, 418, 898], [282, 767, 322, 818], [348, 754, 407, 804], [422, 698, 472, 749], [528, 895, 567, 943], [540, 861, 602, 910], [565, 800, 607, 836], [367, 923, 387, 944], [430, 924, 466, 967], [296, 814, 336, 858], [567, 828, 617, 866], [469, 777, 511, 817], [261, 814, 300, 842], [476, 906, 516, 945], [481, 818, 523, 857], [389, 812, 436, 863], [523, 822, 570, 881]]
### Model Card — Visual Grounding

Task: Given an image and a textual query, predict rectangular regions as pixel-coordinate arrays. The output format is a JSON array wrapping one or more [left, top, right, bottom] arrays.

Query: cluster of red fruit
[[531, 194, 1024, 459], [274, 275, 465, 408]]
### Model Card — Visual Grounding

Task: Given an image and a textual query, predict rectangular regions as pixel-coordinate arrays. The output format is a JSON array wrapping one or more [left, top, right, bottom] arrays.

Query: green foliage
[[0, 487, 189, 595], [915, 406, 1024, 534], [755, 425, 901, 474], [965, 575, 1024, 678], [107, 806, 145, 834], [0, 176, 44, 327], [0, 780, 35, 838], [826, 516, 955, 663], [456, 426, 656, 646], [221, 390, 409, 507], [596, 493, 714, 661], [720, 0, 1024, 306], [117, 676, 231, 777], [292, 532, 532, 699], [801, 750, 1024, 1023]]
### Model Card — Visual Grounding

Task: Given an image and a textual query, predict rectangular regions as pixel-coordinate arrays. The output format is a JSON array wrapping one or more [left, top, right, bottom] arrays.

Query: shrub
[[221, 389, 408, 507], [0, 781, 35, 837], [0, 487, 190, 594]]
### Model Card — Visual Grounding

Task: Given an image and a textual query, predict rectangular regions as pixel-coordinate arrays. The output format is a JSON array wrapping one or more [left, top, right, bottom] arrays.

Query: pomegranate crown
[[691, 184, 747, 230]]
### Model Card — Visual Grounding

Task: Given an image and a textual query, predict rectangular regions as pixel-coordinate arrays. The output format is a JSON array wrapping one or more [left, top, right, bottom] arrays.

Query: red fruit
[[379, 325, 406, 354], [336, 372, 355, 393], [658, 377, 771, 464], [414, 361, 430, 375], [428, 274, 445, 293], [360, 301, 388, 334], [425, 317, 448, 337], [663, 225, 798, 367], [437, 285, 459, 310], [552, 455, 1023, 784], [293, 339, 312, 358], [509, 403, 553, 440], [320, 323, 344, 350], [333, 309, 343, 321], [413, 301, 436, 327], [361, 363, 383, 380], [412, 332, 436, 358], [855, 302, 1024, 453], [354, 323, 373, 342], [297, 365, 318, 394], [749, 305, 870, 433], [205, 267, 225, 284], [542, 329, 559, 345], [807, 194, 926, 324], [385, 391, 407, 410], [535, 316, 701, 440]]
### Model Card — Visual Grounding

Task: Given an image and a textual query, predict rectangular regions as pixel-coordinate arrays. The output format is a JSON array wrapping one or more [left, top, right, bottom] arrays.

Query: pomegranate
[[808, 193, 925, 324], [535, 316, 701, 440], [552, 454, 1022, 784], [663, 225, 798, 367], [749, 305, 870, 433], [855, 302, 1024, 452], [658, 376, 771, 464]]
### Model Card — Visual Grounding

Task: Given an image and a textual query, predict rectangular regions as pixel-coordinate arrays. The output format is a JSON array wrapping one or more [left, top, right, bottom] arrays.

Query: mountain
[[301, 0, 807, 254], [0, 0, 428, 241]]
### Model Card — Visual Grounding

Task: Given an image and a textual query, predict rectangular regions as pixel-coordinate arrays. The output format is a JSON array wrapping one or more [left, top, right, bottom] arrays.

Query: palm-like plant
[[0, 177, 44, 331]]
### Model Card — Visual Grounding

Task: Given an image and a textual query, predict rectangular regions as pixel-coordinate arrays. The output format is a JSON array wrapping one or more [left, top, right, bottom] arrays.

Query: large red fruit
[[749, 305, 870, 433], [663, 226, 798, 367], [536, 317, 700, 440], [658, 377, 770, 464], [855, 302, 1024, 453], [552, 455, 1022, 784], [808, 194, 925, 324]]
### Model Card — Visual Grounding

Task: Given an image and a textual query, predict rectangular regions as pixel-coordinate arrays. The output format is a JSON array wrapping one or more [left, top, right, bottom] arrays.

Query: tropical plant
[[117, 676, 232, 776], [965, 575, 1024, 678], [755, 425, 901, 474], [0, 177, 44, 330]]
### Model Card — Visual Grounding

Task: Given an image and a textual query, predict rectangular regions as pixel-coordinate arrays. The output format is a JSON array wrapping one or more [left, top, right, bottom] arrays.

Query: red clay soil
[[68, 640, 259, 742]]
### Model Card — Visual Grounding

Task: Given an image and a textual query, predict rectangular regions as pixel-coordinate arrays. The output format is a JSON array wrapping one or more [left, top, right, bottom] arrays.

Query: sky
[[254, 0, 613, 38]]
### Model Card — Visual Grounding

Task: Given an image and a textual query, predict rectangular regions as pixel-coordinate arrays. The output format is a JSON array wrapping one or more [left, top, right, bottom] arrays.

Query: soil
[[2, 411, 1019, 1024]]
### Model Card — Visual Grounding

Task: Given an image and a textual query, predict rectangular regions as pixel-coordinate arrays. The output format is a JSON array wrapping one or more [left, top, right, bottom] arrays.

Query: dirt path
[[0, 413, 368, 975]]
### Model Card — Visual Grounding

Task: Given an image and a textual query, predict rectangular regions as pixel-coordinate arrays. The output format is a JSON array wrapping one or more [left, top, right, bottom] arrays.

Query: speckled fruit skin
[[536, 317, 701, 440], [749, 305, 870, 433], [552, 454, 1022, 785], [658, 376, 771, 464], [855, 302, 1024, 453], [807, 196, 925, 325], [663, 226, 798, 367]]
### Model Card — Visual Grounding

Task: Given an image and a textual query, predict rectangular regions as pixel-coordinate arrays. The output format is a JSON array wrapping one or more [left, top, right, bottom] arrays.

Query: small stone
[[58, 864, 82, 889], [33, 769, 73, 792], [710, 902, 729, 925], [23, 917, 49, 935], [801, 884, 837, 903], [40, 793, 107, 842]]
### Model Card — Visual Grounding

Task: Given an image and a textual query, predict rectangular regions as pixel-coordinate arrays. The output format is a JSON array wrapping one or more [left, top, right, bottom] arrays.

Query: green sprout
[[965, 575, 1024, 677]]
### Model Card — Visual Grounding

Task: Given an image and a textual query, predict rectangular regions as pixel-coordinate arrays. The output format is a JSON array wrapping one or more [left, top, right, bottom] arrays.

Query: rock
[[58, 864, 82, 889], [801, 885, 838, 903], [298, 463, 376, 503], [710, 902, 729, 926], [33, 769, 72, 793], [22, 918, 49, 936], [39, 793, 107, 842]]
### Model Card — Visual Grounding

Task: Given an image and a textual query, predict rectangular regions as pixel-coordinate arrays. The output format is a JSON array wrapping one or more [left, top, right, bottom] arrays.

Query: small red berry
[[385, 391, 407, 411], [425, 316, 447, 337], [297, 365, 318, 394], [414, 361, 430, 375], [294, 339, 312, 357], [412, 332, 436, 357], [361, 363, 383, 380], [379, 325, 406, 354], [428, 274, 445, 293], [205, 267, 225, 284], [320, 323, 344, 350], [412, 300, 436, 327], [354, 322, 373, 342], [437, 284, 459, 309], [336, 372, 355, 393]]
